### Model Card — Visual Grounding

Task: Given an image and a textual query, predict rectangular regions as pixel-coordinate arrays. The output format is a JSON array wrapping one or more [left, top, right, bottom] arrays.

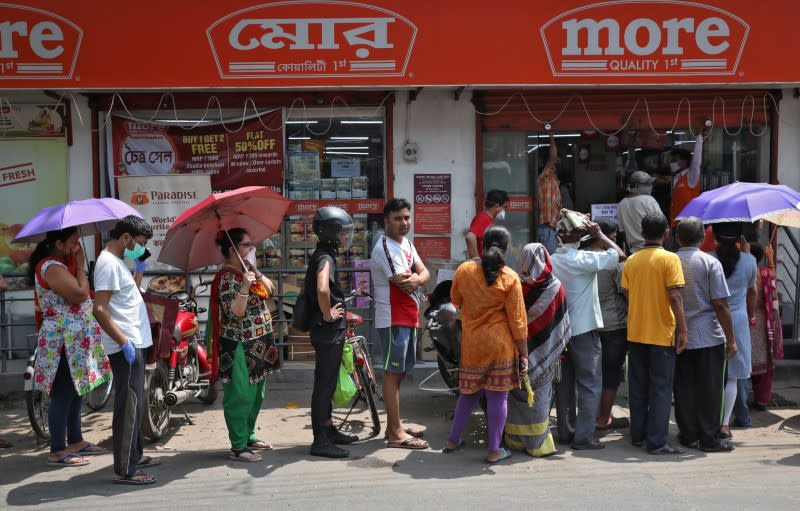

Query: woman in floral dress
[[28, 228, 112, 467]]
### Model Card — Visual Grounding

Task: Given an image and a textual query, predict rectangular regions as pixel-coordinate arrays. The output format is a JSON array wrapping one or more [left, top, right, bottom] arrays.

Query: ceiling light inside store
[[325, 151, 369, 155], [325, 146, 368, 150], [340, 120, 383, 124], [286, 120, 319, 124], [289, 136, 311, 140], [528, 133, 581, 138], [330, 136, 369, 140]]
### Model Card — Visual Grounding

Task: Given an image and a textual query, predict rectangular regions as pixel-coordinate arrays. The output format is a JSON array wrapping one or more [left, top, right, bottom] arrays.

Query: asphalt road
[[2, 363, 800, 510]]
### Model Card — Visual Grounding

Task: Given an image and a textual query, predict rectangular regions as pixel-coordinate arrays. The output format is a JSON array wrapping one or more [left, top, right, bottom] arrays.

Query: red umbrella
[[158, 186, 290, 271]]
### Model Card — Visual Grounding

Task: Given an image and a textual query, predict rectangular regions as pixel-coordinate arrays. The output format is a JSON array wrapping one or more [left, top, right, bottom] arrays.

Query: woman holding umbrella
[[209, 228, 280, 462], [28, 228, 112, 466]]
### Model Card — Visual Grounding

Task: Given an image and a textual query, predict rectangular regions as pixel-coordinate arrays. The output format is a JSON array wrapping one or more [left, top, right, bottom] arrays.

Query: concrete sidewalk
[[1, 362, 800, 510]]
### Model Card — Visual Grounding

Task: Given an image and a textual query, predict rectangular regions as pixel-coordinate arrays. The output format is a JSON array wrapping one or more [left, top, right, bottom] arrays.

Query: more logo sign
[[540, 0, 748, 77], [207, 1, 416, 79], [0, 3, 82, 80]]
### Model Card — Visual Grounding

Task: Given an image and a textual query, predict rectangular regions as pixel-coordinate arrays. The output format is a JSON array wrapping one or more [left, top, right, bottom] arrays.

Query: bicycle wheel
[[85, 379, 112, 411], [356, 362, 381, 439], [26, 390, 50, 440]]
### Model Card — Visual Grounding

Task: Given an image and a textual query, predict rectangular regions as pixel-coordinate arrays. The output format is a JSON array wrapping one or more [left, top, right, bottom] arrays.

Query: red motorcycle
[[142, 280, 217, 440]]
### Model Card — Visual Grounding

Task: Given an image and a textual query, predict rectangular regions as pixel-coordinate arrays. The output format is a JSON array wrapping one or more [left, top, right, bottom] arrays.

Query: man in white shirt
[[617, 171, 663, 254], [550, 217, 626, 450], [370, 198, 430, 449], [93, 215, 156, 485]]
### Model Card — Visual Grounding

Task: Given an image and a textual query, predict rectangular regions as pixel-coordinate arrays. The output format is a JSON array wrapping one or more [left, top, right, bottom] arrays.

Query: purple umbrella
[[676, 182, 800, 227], [13, 198, 144, 244]]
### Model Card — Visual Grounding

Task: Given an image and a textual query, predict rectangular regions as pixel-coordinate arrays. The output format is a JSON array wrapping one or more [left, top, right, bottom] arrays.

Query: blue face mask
[[124, 237, 146, 260]]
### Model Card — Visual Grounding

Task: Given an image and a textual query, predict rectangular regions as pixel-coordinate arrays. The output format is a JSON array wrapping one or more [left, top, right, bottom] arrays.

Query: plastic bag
[[332, 344, 356, 407]]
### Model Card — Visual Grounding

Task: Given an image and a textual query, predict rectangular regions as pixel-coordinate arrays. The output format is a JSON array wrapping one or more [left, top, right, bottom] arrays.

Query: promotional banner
[[0, 139, 68, 288], [117, 175, 212, 271], [0, 104, 67, 138], [109, 110, 283, 196], [413, 174, 451, 234], [413, 236, 451, 261]]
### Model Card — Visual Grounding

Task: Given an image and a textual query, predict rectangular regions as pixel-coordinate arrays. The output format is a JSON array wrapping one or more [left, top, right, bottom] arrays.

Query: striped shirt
[[676, 247, 730, 349], [536, 172, 561, 226]]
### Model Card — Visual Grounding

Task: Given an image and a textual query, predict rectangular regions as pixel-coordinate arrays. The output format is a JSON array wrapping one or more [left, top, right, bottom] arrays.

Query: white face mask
[[495, 209, 506, 222], [670, 161, 681, 173], [244, 246, 257, 268]]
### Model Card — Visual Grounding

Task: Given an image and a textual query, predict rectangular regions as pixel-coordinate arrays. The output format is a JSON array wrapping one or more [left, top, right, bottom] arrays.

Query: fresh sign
[[540, 1, 748, 76]]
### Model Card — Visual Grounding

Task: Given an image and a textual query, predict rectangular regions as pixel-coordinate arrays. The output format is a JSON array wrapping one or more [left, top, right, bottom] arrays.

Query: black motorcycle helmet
[[312, 206, 354, 250]]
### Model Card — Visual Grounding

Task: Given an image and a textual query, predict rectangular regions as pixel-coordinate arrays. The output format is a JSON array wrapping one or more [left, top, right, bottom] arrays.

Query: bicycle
[[336, 291, 381, 440]]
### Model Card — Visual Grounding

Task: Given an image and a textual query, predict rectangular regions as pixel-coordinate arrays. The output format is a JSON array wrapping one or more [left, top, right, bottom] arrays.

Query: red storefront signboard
[[413, 173, 451, 234], [110, 111, 284, 194], [505, 197, 533, 212], [3, 1, 800, 89], [287, 198, 384, 215], [413, 236, 450, 261]]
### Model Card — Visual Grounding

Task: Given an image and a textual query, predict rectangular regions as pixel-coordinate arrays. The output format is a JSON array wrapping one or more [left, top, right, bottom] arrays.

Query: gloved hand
[[134, 259, 148, 273], [121, 341, 136, 365]]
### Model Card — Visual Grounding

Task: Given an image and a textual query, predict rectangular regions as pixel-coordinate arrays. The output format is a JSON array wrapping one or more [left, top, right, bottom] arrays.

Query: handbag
[[291, 287, 312, 332], [332, 344, 357, 407]]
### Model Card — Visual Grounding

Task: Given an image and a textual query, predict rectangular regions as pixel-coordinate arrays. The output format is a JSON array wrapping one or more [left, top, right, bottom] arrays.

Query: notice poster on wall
[[413, 174, 451, 234], [591, 203, 618, 223], [414, 236, 451, 260], [109, 110, 283, 196], [117, 175, 211, 270], [0, 139, 68, 289]]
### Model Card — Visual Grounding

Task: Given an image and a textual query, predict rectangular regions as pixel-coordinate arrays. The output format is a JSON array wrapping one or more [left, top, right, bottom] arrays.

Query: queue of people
[[10, 190, 784, 475]]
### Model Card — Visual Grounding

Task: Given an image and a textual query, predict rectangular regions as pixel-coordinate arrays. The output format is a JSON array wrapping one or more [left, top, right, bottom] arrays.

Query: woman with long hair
[[504, 243, 570, 457], [208, 228, 280, 462], [444, 226, 528, 463], [28, 228, 112, 466], [748, 243, 784, 410], [712, 223, 757, 439]]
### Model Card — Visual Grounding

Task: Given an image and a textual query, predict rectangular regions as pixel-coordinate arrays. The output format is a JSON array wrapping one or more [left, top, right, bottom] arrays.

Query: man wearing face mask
[[669, 133, 704, 224], [465, 189, 508, 260], [93, 215, 156, 485], [617, 171, 662, 254]]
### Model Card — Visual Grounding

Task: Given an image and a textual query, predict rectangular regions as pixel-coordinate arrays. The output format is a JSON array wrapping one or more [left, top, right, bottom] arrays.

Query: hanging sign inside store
[[413, 236, 451, 261], [109, 110, 283, 196], [541, 1, 748, 77], [413, 173, 451, 234], [117, 175, 212, 270], [287, 198, 384, 215], [505, 197, 533, 212]]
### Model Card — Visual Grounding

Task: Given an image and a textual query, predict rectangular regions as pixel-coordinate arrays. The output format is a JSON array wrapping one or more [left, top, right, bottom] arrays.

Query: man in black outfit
[[306, 207, 359, 458]]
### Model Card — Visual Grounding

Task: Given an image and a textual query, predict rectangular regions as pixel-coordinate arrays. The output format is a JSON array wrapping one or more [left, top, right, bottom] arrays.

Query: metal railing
[[780, 226, 800, 343], [0, 266, 379, 377]]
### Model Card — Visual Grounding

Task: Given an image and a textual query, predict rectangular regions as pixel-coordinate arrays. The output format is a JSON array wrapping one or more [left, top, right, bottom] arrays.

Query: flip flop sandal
[[442, 439, 466, 453], [47, 453, 90, 467], [384, 428, 425, 440], [137, 456, 162, 468], [487, 447, 512, 464], [247, 440, 273, 450], [386, 436, 429, 450], [76, 443, 109, 456], [114, 471, 157, 485], [229, 448, 262, 462]]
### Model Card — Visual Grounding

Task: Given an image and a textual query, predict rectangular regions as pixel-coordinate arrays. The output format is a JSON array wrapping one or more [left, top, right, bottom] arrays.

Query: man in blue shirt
[[551, 216, 625, 450], [674, 217, 737, 452]]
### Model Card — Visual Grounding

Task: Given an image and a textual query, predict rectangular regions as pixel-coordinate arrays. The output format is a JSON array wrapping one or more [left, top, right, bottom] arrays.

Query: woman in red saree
[[748, 243, 784, 410]]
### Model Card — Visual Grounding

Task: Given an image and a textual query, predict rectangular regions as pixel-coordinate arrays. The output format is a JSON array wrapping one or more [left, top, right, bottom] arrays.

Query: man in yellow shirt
[[621, 212, 687, 455]]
